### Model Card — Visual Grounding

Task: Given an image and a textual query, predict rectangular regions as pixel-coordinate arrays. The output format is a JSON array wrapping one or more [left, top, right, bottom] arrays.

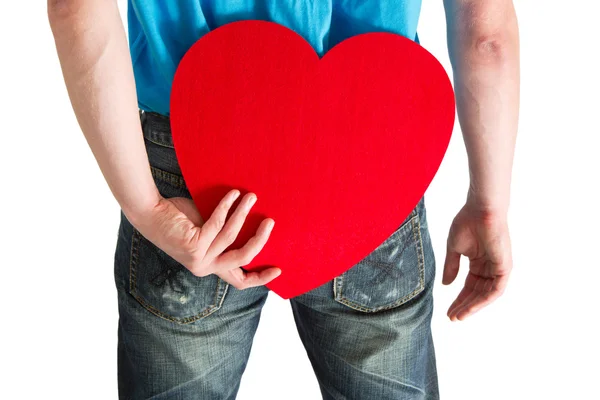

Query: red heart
[[170, 20, 454, 299]]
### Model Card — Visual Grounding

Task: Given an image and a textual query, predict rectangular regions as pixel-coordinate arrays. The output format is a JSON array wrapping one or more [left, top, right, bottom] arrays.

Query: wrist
[[466, 186, 510, 218], [121, 188, 163, 228]]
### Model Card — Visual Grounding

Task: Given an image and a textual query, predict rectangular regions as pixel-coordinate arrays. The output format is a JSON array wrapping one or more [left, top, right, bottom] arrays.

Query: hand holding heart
[[128, 190, 282, 291]]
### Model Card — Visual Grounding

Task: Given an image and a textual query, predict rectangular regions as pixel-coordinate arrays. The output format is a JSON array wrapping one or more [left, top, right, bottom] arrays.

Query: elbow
[[453, 26, 518, 68], [447, 1, 519, 67], [47, 0, 84, 24], [471, 32, 512, 64]]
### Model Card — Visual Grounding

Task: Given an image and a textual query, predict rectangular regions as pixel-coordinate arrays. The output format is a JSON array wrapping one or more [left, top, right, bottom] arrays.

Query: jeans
[[113, 110, 439, 399]]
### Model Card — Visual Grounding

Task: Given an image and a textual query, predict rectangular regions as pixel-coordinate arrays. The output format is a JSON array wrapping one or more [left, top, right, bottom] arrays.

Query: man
[[48, 0, 518, 398]]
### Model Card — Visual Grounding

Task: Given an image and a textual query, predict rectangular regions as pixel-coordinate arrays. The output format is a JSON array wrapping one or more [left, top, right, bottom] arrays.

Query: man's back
[[128, 0, 422, 115]]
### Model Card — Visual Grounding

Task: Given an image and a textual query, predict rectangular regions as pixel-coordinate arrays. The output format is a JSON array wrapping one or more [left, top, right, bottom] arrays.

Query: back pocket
[[333, 198, 426, 312], [128, 165, 229, 324]]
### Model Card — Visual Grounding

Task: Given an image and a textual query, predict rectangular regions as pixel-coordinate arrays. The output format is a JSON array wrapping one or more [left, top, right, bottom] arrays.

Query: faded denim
[[113, 110, 439, 399]]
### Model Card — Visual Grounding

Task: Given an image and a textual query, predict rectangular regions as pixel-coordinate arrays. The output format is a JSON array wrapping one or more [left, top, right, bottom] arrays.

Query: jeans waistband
[[139, 109, 174, 148]]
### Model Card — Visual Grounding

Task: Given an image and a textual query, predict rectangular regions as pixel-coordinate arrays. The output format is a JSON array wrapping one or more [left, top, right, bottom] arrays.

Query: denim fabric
[[113, 110, 439, 399]]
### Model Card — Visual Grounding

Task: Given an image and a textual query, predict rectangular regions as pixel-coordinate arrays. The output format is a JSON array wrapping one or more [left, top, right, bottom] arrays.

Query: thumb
[[169, 197, 205, 227], [442, 244, 461, 285]]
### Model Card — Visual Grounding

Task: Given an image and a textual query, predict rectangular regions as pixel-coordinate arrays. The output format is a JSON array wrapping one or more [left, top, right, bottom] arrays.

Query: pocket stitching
[[150, 165, 187, 189], [128, 227, 229, 324], [333, 211, 426, 313]]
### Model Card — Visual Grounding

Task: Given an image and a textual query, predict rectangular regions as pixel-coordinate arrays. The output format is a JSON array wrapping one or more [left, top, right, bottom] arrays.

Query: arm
[[441, 0, 519, 320], [48, 0, 280, 288], [47, 0, 159, 224]]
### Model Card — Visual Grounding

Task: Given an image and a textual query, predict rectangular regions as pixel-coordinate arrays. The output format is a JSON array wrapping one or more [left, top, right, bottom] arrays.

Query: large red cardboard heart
[[170, 20, 454, 299]]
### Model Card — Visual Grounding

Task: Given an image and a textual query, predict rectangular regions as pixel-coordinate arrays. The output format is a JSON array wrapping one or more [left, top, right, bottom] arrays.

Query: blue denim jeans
[[113, 110, 439, 399]]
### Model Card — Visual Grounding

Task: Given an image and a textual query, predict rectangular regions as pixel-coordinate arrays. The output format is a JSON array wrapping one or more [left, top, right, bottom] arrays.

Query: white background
[[1, 1, 599, 399]]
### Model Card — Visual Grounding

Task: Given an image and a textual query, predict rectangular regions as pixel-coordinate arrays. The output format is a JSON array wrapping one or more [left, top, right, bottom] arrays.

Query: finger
[[451, 271, 508, 320], [196, 189, 241, 255], [442, 247, 462, 285], [449, 291, 479, 321], [446, 285, 472, 318], [454, 288, 500, 321], [227, 266, 282, 289], [448, 272, 489, 319], [216, 217, 275, 270], [455, 273, 510, 320], [447, 288, 475, 320], [455, 292, 496, 320], [205, 192, 257, 259]]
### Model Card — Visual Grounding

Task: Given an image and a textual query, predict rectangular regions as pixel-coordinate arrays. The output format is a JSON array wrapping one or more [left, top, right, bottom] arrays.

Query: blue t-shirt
[[128, 0, 423, 116]]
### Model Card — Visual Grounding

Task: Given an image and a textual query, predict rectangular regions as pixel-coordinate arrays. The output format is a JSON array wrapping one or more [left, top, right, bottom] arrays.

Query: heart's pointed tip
[[171, 21, 452, 297]]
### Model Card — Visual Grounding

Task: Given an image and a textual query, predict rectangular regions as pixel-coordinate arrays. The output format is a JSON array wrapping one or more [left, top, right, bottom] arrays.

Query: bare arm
[[48, 0, 280, 289], [47, 0, 159, 225], [444, 0, 520, 215], [442, 0, 519, 320]]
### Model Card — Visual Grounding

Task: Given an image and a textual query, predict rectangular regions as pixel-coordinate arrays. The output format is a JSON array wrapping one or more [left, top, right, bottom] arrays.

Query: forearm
[[444, 0, 520, 215], [48, 0, 160, 224]]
